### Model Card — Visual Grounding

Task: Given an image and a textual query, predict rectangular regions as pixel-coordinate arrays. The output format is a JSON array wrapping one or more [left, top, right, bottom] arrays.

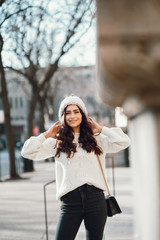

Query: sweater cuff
[[101, 126, 120, 139], [101, 126, 112, 135]]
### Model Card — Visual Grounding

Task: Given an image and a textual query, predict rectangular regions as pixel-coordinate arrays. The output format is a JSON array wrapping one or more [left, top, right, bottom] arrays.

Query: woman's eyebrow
[[73, 109, 79, 111], [66, 108, 79, 113]]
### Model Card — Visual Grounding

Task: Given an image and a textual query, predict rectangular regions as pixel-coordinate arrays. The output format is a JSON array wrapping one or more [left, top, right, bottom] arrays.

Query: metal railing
[[43, 179, 56, 240]]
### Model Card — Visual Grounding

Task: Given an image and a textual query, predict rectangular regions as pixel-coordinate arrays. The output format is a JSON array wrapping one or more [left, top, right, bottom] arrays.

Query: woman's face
[[65, 104, 82, 132]]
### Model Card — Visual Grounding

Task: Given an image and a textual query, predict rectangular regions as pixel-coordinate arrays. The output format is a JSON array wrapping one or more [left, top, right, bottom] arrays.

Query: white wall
[[129, 110, 160, 240]]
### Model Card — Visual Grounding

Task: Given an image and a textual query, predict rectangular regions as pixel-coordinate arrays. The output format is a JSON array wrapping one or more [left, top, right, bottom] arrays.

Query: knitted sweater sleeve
[[21, 134, 57, 161], [98, 126, 131, 154]]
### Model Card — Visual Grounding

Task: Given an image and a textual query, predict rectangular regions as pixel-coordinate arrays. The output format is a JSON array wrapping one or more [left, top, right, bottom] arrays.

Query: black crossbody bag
[[96, 155, 122, 217]]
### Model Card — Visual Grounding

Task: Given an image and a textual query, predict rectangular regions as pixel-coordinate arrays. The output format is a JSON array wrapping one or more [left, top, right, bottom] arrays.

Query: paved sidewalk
[[0, 161, 134, 240]]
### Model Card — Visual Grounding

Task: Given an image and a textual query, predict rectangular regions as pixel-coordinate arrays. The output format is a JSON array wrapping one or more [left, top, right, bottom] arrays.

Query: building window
[[15, 97, 18, 108], [20, 97, 23, 108]]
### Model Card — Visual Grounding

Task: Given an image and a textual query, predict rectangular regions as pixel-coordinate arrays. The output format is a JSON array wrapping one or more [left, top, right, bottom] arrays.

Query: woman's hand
[[43, 121, 61, 139], [88, 117, 103, 135]]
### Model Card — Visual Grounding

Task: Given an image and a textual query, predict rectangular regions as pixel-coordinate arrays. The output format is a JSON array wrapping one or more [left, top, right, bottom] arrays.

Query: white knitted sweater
[[21, 127, 131, 200]]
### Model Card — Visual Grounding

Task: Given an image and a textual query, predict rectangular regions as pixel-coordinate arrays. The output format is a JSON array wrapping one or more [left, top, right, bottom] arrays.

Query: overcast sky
[[59, 24, 96, 67]]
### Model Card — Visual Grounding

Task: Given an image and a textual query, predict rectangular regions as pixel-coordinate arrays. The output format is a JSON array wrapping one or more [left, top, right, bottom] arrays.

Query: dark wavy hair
[[55, 106, 103, 158]]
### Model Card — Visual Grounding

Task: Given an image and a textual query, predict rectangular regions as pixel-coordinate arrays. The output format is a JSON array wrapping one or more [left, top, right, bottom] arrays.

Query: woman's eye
[[66, 111, 79, 114]]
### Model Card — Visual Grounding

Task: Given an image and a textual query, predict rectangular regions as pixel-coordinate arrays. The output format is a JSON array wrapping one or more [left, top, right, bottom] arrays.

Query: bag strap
[[96, 154, 111, 196]]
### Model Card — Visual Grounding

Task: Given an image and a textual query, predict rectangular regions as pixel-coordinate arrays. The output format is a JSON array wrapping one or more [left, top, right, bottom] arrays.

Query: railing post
[[111, 156, 115, 196], [0, 149, 2, 181], [43, 180, 55, 240]]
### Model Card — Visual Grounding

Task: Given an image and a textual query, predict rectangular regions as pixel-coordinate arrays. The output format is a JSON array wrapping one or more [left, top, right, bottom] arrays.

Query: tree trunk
[[28, 99, 36, 138], [38, 96, 46, 133], [23, 90, 41, 172], [0, 35, 20, 179], [23, 91, 39, 172], [24, 63, 59, 171]]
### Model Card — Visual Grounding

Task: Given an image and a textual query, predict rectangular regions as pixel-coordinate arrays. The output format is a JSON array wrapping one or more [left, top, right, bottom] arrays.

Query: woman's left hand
[[88, 117, 103, 134]]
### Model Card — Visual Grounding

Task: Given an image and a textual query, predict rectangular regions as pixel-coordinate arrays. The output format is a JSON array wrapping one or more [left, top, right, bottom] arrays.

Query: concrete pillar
[[129, 110, 160, 240]]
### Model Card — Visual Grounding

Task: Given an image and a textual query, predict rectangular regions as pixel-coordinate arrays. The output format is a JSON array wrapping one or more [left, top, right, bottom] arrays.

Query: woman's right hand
[[43, 121, 61, 139]]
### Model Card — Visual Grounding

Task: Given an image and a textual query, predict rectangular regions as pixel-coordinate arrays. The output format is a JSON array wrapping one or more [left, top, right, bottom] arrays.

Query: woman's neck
[[72, 126, 80, 133]]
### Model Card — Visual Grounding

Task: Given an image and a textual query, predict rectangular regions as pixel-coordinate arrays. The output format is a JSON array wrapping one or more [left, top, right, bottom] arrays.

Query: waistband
[[72, 184, 101, 192]]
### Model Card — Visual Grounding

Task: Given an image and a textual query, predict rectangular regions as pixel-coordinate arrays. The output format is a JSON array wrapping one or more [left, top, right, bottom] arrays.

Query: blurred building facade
[[7, 73, 28, 143], [0, 71, 29, 145], [97, 1, 160, 240]]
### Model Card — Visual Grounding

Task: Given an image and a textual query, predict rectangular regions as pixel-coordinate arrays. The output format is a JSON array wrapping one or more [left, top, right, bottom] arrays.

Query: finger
[[89, 117, 94, 122], [54, 122, 61, 129], [55, 121, 60, 126], [49, 122, 60, 130], [87, 118, 91, 123], [88, 117, 92, 121]]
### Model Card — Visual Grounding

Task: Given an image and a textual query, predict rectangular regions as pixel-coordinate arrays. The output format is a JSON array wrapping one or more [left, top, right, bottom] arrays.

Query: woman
[[21, 94, 131, 240]]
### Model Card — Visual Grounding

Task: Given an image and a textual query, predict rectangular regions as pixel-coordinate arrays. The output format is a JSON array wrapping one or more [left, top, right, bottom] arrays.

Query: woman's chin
[[70, 124, 78, 128], [68, 123, 80, 129]]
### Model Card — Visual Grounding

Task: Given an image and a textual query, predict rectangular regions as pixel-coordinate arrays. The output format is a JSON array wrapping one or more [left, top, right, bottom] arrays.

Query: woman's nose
[[70, 113, 74, 118]]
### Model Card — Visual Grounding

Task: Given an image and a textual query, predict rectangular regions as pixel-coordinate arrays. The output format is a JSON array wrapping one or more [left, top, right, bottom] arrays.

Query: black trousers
[[55, 184, 107, 240]]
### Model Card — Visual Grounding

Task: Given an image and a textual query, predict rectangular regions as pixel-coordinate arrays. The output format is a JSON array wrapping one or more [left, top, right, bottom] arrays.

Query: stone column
[[129, 110, 160, 240], [96, 1, 160, 239]]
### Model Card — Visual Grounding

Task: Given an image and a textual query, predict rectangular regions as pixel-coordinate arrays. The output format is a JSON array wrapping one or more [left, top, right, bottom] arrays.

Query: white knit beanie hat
[[58, 94, 88, 123]]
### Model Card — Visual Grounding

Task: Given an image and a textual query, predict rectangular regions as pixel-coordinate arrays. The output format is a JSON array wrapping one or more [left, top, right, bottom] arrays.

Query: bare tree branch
[[0, 6, 40, 27], [41, 1, 95, 91], [0, 0, 6, 7], [5, 66, 27, 78], [64, 11, 95, 54]]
